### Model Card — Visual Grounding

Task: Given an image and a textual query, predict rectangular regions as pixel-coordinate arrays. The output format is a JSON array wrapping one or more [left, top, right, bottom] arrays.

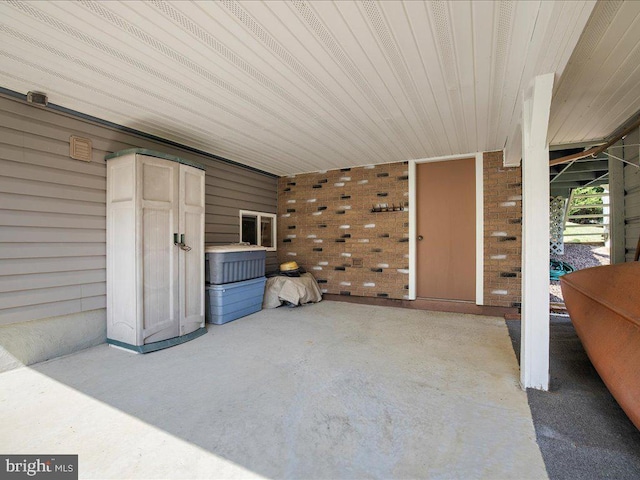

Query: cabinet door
[[106, 157, 137, 345], [138, 156, 180, 344], [179, 164, 205, 335]]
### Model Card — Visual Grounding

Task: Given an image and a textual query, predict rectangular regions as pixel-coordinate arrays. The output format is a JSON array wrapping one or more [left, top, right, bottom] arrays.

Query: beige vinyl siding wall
[[0, 94, 277, 365]]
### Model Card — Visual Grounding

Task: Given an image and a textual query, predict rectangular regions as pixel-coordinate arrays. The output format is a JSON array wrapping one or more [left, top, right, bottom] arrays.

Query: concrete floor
[[0, 301, 547, 479]]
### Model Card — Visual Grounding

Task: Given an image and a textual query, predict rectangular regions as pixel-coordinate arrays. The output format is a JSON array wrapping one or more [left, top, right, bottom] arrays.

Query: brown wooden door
[[416, 158, 476, 301]]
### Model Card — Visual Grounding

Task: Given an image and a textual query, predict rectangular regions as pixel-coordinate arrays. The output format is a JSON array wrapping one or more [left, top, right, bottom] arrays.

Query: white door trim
[[408, 152, 484, 305], [475, 152, 484, 305]]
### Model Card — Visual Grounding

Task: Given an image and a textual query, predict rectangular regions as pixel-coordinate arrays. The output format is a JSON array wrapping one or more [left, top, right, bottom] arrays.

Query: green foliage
[[569, 186, 605, 224]]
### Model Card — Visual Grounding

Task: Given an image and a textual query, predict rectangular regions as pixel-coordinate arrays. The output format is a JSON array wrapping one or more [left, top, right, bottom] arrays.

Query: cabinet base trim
[[107, 327, 207, 353]]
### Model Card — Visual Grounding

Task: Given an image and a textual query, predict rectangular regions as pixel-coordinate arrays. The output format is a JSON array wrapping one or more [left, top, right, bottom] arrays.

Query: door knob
[[417, 235, 424, 241]]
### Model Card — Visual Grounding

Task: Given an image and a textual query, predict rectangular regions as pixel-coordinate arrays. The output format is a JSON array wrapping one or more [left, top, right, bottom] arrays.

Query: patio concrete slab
[[0, 301, 547, 479]]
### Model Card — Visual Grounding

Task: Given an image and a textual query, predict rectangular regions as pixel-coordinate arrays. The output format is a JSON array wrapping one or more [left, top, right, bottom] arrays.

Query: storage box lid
[[205, 244, 267, 253]]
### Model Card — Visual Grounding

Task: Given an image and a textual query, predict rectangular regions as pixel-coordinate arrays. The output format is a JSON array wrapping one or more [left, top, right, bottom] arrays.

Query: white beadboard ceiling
[[1, 0, 636, 176], [548, 0, 640, 147]]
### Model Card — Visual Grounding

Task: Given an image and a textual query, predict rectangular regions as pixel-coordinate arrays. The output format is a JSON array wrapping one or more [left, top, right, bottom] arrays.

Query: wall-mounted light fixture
[[26, 91, 48, 106]]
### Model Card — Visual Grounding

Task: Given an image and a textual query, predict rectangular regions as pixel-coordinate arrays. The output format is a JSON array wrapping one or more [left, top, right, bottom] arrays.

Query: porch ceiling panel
[[549, 0, 640, 147], [0, 1, 595, 175]]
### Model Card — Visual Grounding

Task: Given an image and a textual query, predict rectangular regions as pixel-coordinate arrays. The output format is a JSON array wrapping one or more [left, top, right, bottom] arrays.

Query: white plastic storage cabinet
[[105, 149, 207, 352]]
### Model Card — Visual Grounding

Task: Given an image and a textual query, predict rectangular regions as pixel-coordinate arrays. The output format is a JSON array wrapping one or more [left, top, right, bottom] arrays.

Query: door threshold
[[324, 294, 518, 317], [416, 297, 475, 304]]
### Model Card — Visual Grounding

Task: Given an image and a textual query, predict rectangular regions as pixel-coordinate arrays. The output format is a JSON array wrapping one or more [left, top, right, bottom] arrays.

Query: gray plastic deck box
[[205, 276, 267, 325], [205, 244, 267, 285]]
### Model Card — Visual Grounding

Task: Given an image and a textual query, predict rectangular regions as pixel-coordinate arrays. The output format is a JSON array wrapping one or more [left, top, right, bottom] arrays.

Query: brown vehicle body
[[561, 262, 640, 430]]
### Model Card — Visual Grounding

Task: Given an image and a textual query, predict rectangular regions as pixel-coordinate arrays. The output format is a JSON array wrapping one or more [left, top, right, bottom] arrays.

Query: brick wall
[[277, 153, 523, 307], [277, 163, 409, 299], [483, 151, 523, 308]]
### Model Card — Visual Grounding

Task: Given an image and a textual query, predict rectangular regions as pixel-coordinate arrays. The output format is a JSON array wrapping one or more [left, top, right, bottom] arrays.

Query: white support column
[[603, 185, 610, 248], [608, 144, 625, 264], [521, 73, 554, 390]]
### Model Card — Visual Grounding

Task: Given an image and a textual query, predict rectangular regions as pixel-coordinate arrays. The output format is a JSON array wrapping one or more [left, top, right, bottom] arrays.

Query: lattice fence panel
[[550, 196, 565, 255]]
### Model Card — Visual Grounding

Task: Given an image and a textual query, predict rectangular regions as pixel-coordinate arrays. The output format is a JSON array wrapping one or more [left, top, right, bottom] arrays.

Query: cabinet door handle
[[179, 234, 191, 252], [173, 233, 191, 251]]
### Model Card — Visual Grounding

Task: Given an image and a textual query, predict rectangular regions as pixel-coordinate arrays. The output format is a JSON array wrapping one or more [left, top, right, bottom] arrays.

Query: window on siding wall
[[239, 210, 276, 251]]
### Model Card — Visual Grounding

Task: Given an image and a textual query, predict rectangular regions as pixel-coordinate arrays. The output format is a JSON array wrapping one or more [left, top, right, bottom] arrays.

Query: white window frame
[[239, 210, 277, 251]]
